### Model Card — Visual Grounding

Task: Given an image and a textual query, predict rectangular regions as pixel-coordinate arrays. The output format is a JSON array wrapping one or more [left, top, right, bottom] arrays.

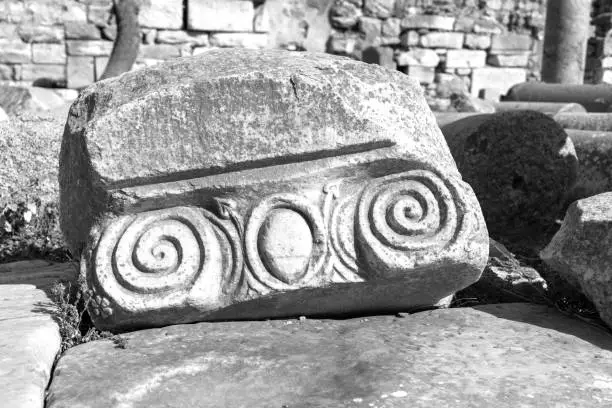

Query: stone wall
[[0, 0, 605, 101], [327, 0, 547, 103]]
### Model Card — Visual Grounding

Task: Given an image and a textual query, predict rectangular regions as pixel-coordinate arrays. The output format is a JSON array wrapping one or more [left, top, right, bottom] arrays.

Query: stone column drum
[[59, 49, 489, 331]]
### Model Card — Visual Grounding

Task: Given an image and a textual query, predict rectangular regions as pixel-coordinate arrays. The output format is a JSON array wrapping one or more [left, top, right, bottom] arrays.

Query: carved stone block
[[60, 49, 488, 331]]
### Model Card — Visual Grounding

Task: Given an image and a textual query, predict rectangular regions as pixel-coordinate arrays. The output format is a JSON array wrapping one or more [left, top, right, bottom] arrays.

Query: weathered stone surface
[[402, 65, 435, 84], [17, 24, 63, 43], [487, 52, 530, 67], [187, 0, 255, 32], [399, 30, 419, 47], [363, 0, 394, 19], [0, 261, 76, 408], [32, 43, 66, 64], [464, 33, 491, 50], [541, 192, 612, 327], [449, 93, 495, 113], [439, 111, 578, 240], [64, 21, 101, 40], [419, 32, 464, 49], [554, 112, 612, 131], [46, 304, 612, 408], [490, 33, 532, 53], [358, 16, 382, 46], [564, 129, 612, 206], [504, 83, 612, 113], [493, 102, 587, 115], [66, 40, 113, 56], [462, 239, 548, 303], [0, 39, 31, 63], [0, 85, 73, 116], [471, 67, 526, 98], [396, 48, 439, 67], [21, 64, 66, 83], [445, 49, 486, 69], [139, 0, 183, 30], [330, 0, 363, 29], [400, 15, 455, 31], [60, 49, 488, 330], [209, 33, 268, 49], [67, 56, 94, 89]]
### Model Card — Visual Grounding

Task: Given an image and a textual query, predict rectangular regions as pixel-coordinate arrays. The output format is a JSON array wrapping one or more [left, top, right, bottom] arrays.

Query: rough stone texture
[[445, 49, 486, 68], [461, 239, 548, 304], [67, 56, 94, 89], [208, 33, 268, 49], [472, 67, 526, 98], [449, 93, 495, 113], [400, 15, 455, 31], [419, 32, 464, 49], [17, 25, 64, 43], [439, 111, 578, 241], [32, 43, 67, 64], [504, 83, 612, 113], [64, 21, 101, 40], [330, 0, 363, 29], [0, 39, 31, 63], [564, 129, 612, 206], [493, 101, 587, 115], [0, 261, 77, 408], [487, 53, 530, 67], [187, 0, 255, 32], [490, 33, 532, 53], [541, 192, 612, 327], [554, 112, 612, 131], [139, 0, 183, 30], [59, 49, 488, 331], [66, 40, 113, 57], [0, 111, 69, 262], [464, 33, 491, 50], [542, 0, 591, 84], [0, 85, 75, 116], [46, 303, 612, 408], [396, 48, 439, 67]]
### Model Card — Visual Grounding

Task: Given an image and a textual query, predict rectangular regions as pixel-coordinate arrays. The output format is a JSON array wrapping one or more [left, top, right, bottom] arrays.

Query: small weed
[[49, 275, 127, 353]]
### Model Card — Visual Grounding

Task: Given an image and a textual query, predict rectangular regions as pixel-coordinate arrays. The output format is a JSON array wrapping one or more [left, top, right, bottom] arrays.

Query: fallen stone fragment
[[439, 111, 578, 240], [60, 48, 488, 331], [564, 129, 612, 207], [504, 82, 612, 112], [460, 239, 548, 304], [493, 101, 587, 115], [554, 112, 612, 131], [0, 261, 77, 408], [46, 303, 612, 408], [541, 192, 612, 327]]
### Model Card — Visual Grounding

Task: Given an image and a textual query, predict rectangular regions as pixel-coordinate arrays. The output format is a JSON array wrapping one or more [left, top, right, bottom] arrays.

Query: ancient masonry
[[1, 0, 610, 99], [59, 49, 489, 330]]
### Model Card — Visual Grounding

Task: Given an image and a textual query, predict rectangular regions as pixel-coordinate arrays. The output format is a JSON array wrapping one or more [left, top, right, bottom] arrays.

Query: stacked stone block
[[0, 0, 269, 89], [328, 0, 545, 102]]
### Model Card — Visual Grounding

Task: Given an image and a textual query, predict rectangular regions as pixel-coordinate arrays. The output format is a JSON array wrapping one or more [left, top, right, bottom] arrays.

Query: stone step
[[46, 303, 612, 408], [0, 260, 76, 408]]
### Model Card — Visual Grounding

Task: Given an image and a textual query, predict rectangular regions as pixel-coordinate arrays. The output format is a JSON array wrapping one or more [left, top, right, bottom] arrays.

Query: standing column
[[541, 0, 592, 84]]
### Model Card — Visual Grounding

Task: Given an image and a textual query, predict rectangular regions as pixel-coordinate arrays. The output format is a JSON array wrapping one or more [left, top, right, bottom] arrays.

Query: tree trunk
[[100, 0, 141, 81]]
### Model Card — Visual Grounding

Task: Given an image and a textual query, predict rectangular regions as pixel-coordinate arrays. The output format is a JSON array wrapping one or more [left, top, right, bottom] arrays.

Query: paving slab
[[0, 261, 77, 408], [47, 303, 612, 408]]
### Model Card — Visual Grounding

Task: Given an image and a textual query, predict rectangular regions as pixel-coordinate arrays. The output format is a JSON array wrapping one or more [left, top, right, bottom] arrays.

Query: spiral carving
[[356, 169, 473, 278], [91, 206, 241, 314]]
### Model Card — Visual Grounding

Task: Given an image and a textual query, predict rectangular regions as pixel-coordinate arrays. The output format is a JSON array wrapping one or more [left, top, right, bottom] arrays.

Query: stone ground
[[2, 261, 612, 408]]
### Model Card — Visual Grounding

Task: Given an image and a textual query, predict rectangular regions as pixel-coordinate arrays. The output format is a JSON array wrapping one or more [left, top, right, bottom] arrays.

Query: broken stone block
[[439, 111, 578, 241], [330, 0, 363, 29], [59, 49, 488, 331], [504, 83, 612, 113], [541, 192, 612, 328], [487, 52, 530, 67]]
